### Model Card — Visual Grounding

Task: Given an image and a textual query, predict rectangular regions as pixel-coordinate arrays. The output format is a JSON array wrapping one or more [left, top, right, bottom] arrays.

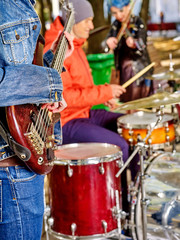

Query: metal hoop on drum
[[129, 151, 180, 240], [46, 142, 127, 240]]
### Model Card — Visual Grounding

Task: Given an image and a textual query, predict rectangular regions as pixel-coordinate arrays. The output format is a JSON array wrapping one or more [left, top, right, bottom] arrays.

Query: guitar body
[[6, 104, 59, 174], [5, 2, 74, 175]]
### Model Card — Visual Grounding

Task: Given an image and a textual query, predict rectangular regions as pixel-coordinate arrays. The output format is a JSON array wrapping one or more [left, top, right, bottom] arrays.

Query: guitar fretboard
[[51, 4, 74, 74]]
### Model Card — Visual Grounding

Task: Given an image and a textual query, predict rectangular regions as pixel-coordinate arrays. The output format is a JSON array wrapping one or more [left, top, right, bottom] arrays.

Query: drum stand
[[116, 106, 165, 240]]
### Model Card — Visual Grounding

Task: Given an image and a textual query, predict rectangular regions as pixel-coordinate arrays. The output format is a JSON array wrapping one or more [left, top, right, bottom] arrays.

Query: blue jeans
[[0, 166, 44, 240]]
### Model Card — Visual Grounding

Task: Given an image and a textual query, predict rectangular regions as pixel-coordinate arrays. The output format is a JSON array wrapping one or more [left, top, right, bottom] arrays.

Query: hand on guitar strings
[[42, 96, 67, 113], [50, 30, 74, 58]]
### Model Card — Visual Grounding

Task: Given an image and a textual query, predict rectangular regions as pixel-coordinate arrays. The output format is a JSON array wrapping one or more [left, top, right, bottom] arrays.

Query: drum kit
[[43, 68, 180, 240]]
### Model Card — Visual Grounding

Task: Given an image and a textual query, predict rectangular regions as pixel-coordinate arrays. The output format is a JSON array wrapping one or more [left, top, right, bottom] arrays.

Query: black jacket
[[106, 15, 153, 81]]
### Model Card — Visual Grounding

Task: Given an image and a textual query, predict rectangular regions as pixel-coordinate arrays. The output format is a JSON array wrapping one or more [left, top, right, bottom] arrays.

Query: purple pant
[[62, 109, 139, 177], [63, 109, 128, 161]]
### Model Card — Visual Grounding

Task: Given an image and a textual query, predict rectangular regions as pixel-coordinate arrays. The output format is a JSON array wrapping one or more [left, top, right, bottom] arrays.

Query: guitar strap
[[0, 120, 31, 162]]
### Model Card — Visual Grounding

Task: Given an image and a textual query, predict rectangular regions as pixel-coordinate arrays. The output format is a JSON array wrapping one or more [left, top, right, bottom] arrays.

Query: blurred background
[[35, 0, 180, 52], [35, 0, 180, 76]]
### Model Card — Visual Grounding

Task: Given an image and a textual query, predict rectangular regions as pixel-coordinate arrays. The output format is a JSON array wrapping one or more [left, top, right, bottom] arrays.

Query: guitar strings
[[53, 16, 74, 74], [34, 11, 74, 147], [39, 109, 48, 141]]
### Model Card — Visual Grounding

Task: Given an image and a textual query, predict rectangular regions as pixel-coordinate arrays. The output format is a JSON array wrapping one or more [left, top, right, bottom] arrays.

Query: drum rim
[[48, 226, 123, 239], [54, 142, 122, 165], [55, 142, 121, 150]]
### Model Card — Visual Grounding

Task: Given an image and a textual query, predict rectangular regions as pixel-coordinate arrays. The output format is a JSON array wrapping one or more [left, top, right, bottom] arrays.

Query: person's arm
[[0, 64, 63, 107], [61, 70, 113, 107], [128, 16, 147, 53], [0, 30, 74, 108], [104, 20, 121, 51], [61, 71, 125, 108]]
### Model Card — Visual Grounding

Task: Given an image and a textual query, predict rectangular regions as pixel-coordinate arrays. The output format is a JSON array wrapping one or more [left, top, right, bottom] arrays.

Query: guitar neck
[[51, 6, 74, 74], [116, 0, 136, 43]]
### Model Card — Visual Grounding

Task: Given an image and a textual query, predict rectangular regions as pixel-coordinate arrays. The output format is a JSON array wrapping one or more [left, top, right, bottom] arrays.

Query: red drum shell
[[49, 143, 122, 237]]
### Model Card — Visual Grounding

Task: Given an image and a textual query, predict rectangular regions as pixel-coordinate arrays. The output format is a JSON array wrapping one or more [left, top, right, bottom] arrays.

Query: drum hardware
[[48, 217, 54, 227], [138, 144, 148, 240], [99, 162, 105, 174], [116, 146, 140, 179], [116, 107, 166, 240], [116, 93, 178, 152], [162, 198, 179, 227], [101, 220, 108, 235], [67, 163, 73, 177], [71, 223, 77, 239], [130, 152, 180, 240], [137, 134, 143, 143], [116, 159, 124, 168], [111, 190, 128, 240], [160, 194, 180, 240]]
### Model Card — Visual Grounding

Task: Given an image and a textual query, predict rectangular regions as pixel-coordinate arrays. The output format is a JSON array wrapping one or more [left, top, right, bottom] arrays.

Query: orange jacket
[[44, 17, 113, 126]]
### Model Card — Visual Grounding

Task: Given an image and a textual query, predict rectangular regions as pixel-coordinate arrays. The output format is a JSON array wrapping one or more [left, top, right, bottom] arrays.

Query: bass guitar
[[6, 1, 74, 175]]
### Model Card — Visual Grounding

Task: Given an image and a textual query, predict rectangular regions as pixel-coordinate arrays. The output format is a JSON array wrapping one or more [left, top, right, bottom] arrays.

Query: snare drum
[[117, 111, 176, 149], [48, 143, 123, 239], [130, 152, 180, 240]]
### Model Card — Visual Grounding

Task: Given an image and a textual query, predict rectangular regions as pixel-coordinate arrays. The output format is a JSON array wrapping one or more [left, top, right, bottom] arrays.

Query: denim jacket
[[0, 0, 62, 160]]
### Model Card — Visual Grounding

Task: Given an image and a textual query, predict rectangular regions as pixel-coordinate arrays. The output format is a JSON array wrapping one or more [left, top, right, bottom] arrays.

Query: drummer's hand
[[106, 37, 118, 50], [104, 98, 118, 110], [126, 36, 136, 49], [51, 31, 74, 58], [42, 97, 67, 113], [110, 84, 126, 98]]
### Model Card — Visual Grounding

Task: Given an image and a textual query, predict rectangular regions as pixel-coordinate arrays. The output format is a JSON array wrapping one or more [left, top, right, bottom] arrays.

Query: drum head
[[117, 111, 173, 129], [54, 142, 122, 165], [131, 152, 180, 240]]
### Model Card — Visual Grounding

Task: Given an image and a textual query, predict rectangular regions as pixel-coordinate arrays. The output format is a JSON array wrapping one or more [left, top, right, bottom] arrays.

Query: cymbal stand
[[168, 53, 178, 114], [116, 106, 165, 240]]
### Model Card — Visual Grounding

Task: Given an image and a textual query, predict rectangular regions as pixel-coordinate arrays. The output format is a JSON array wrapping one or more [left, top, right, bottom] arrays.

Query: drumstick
[[122, 62, 155, 89]]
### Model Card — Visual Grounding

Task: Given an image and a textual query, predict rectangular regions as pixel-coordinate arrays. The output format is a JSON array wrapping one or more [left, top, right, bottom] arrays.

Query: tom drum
[[117, 111, 176, 150], [47, 143, 124, 239]]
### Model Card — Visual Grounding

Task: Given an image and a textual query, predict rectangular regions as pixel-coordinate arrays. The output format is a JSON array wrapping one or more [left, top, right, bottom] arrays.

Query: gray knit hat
[[62, 0, 94, 24]]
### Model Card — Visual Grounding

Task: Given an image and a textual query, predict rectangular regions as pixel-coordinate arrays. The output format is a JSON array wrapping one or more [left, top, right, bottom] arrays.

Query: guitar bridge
[[25, 108, 53, 155], [25, 124, 45, 155]]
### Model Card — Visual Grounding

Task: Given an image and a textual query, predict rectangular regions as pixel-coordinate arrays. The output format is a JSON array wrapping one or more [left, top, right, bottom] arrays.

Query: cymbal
[[115, 91, 180, 110], [150, 70, 180, 82]]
